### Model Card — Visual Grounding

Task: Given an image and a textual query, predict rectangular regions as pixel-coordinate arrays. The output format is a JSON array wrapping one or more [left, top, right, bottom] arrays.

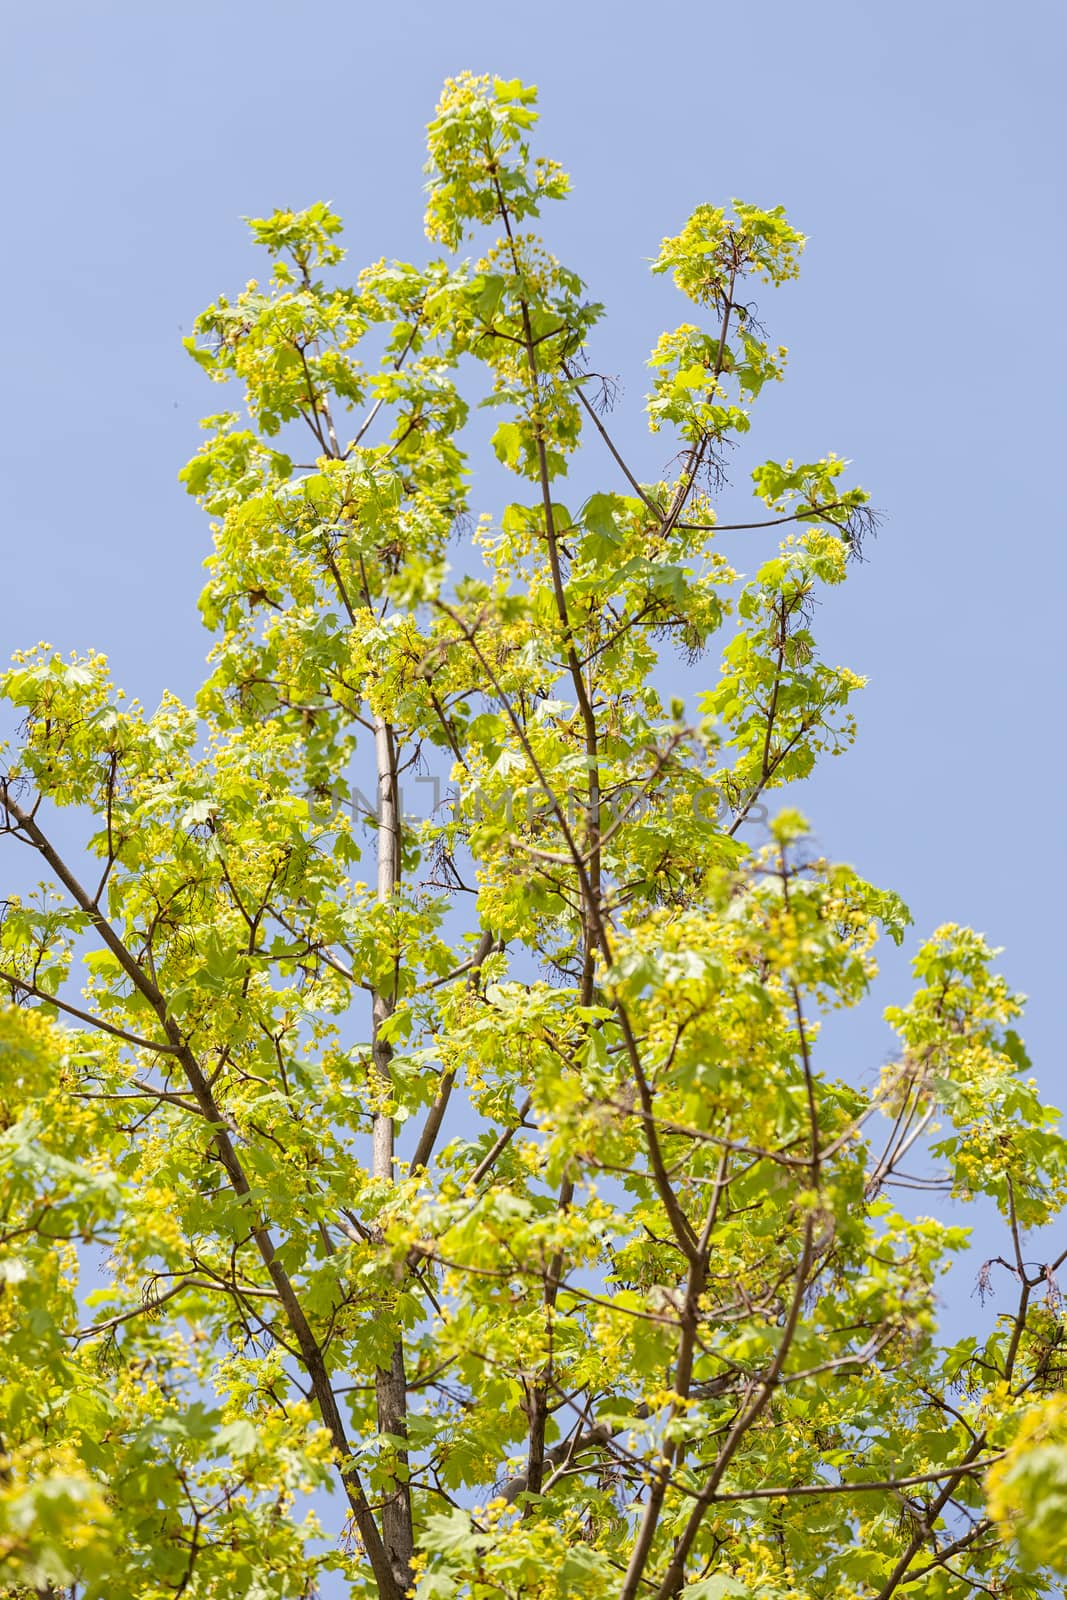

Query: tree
[[1, 70, 1065, 1600]]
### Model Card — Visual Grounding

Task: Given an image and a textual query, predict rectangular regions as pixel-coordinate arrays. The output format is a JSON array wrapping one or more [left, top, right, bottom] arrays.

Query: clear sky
[[3, 2, 1064, 1278]]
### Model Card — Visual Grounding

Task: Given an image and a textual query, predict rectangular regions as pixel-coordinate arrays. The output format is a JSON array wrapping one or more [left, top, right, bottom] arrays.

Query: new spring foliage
[[2, 73, 1065, 1600]]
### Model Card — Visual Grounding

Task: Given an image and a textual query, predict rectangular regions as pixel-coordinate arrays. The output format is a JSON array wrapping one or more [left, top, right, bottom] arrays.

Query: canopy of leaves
[[1, 71, 1064, 1600]]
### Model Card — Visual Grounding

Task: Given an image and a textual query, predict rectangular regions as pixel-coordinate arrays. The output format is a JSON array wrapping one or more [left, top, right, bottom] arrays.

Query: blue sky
[[2, 1, 1064, 1293]]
